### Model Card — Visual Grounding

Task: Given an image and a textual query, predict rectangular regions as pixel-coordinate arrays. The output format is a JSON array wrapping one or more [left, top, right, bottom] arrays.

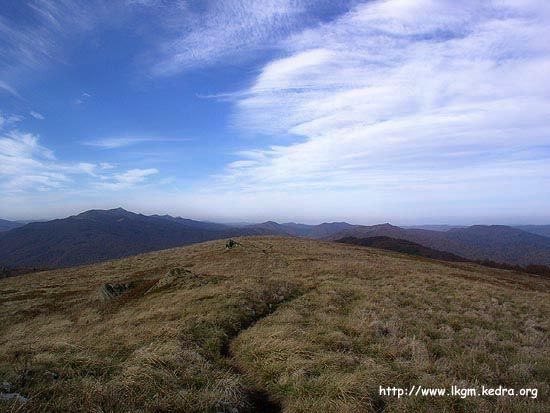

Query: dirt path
[[219, 294, 303, 413]]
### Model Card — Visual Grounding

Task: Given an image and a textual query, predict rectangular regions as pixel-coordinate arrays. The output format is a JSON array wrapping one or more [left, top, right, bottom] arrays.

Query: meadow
[[0, 237, 548, 412]]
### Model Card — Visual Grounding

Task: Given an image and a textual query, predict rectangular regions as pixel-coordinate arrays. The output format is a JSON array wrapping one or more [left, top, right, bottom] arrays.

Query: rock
[[215, 401, 239, 413], [0, 392, 28, 404], [99, 282, 135, 302], [166, 268, 189, 277], [226, 239, 240, 249], [146, 268, 195, 294], [44, 370, 59, 380]]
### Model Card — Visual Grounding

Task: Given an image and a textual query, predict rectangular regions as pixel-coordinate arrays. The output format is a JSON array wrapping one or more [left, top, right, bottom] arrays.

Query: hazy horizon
[[1, 1, 549, 223], [1, 205, 549, 227]]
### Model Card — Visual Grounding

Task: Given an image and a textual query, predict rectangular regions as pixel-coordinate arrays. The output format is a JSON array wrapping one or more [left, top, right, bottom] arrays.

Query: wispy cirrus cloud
[[0, 80, 19, 97], [148, 0, 299, 76], [0, 128, 68, 191], [74, 92, 91, 105], [96, 168, 158, 190], [30, 111, 45, 120], [83, 136, 191, 149], [0, 113, 22, 129], [0, 1, 127, 97], [219, 0, 550, 207], [143, 0, 353, 76], [0, 1, 96, 72]]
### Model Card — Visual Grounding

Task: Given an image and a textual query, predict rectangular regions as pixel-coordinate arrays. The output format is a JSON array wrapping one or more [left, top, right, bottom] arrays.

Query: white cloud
[[76, 162, 99, 176], [0, 113, 23, 129], [220, 0, 550, 207], [83, 136, 190, 149], [0, 130, 64, 191], [97, 168, 159, 190], [0, 122, 160, 193], [30, 111, 45, 120], [100, 162, 115, 169], [84, 137, 150, 149], [74, 92, 91, 105]]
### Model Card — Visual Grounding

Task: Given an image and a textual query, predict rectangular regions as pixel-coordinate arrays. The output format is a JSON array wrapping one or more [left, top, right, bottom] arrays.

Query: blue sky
[[0, 0, 549, 224]]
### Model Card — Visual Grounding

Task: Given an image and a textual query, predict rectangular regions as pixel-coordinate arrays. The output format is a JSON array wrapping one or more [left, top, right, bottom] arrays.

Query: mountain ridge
[[0, 208, 273, 268], [1, 208, 550, 268]]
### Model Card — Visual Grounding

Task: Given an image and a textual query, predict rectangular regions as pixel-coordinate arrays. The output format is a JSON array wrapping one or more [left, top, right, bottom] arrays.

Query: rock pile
[[99, 282, 135, 302]]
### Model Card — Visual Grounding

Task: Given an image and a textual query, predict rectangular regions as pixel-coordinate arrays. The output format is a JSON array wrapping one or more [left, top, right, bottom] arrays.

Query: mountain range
[[1, 208, 550, 268]]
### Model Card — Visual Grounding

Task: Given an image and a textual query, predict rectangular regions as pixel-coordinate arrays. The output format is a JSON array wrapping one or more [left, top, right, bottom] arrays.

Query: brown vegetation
[[0, 237, 548, 412]]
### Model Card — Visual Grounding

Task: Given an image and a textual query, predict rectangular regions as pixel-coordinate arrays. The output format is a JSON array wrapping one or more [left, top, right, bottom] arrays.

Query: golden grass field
[[0, 237, 549, 412]]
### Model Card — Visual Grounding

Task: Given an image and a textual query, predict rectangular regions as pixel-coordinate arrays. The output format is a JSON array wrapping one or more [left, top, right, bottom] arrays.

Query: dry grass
[[0, 237, 548, 412]]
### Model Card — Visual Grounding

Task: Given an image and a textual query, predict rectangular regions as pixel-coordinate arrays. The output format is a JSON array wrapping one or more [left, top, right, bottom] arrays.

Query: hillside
[[0, 237, 548, 412], [515, 225, 550, 239], [0, 219, 24, 232], [444, 225, 550, 265], [336, 236, 470, 262], [331, 224, 550, 266]]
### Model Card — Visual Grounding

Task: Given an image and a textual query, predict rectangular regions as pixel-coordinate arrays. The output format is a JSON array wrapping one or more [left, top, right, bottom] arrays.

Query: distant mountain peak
[[111, 207, 130, 213], [75, 207, 135, 217], [373, 223, 397, 229]]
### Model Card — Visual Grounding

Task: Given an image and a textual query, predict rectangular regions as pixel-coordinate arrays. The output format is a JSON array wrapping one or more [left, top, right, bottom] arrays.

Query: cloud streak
[[0, 80, 19, 97], [30, 111, 45, 120], [96, 168, 159, 189], [83, 136, 191, 149]]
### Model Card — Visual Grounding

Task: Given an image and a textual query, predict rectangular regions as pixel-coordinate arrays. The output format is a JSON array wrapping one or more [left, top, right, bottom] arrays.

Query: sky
[[0, 0, 549, 224]]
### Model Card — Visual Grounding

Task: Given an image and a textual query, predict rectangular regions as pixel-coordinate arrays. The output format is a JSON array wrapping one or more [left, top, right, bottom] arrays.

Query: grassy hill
[[0, 237, 548, 412]]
